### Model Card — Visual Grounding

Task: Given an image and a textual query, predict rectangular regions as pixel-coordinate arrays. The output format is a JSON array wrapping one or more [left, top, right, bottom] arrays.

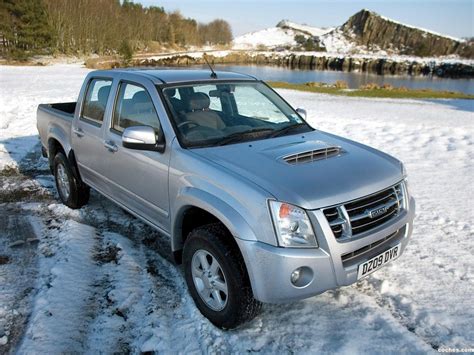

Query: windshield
[[160, 81, 313, 148]]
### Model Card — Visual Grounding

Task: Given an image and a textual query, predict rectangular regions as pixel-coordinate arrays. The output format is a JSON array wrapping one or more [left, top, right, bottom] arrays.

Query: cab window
[[194, 84, 222, 111], [82, 79, 112, 124], [112, 83, 161, 133]]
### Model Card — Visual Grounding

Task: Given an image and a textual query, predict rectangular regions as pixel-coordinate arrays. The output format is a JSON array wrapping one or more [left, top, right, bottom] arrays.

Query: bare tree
[[1, 0, 234, 58]]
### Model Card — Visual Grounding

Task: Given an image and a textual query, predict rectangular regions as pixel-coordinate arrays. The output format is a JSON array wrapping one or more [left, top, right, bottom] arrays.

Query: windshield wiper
[[267, 123, 308, 138], [215, 128, 275, 146]]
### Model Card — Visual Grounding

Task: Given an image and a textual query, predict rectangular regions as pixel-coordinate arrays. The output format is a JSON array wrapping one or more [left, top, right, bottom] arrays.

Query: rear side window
[[82, 79, 112, 124], [112, 83, 161, 133]]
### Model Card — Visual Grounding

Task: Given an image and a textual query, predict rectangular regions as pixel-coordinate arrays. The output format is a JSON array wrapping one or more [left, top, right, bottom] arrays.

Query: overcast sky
[[136, 0, 473, 39]]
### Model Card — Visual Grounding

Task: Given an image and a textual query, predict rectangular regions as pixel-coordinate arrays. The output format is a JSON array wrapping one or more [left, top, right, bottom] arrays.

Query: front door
[[102, 81, 170, 230]]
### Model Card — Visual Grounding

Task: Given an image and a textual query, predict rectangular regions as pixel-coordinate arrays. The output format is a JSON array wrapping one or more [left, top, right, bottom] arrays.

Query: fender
[[47, 123, 72, 156], [47, 124, 84, 182], [172, 186, 258, 252]]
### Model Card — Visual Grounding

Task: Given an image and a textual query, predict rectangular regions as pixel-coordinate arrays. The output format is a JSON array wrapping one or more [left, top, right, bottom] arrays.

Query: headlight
[[269, 201, 318, 248]]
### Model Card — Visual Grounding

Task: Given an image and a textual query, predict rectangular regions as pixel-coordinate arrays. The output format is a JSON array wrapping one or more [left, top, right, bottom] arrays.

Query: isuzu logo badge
[[368, 206, 388, 219]]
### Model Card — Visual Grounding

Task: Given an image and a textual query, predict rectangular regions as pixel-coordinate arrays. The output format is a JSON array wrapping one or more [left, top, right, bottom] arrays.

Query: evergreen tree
[[0, 0, 51, 58]]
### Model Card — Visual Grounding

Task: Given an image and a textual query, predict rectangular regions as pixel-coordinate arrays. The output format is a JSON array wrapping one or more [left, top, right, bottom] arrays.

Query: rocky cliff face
[[339, 10, 473, 58]]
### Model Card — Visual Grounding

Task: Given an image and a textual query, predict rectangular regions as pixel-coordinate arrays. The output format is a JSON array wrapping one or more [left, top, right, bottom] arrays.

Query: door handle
[[104, 140, 118, 153], [73, 127, 84, 137]]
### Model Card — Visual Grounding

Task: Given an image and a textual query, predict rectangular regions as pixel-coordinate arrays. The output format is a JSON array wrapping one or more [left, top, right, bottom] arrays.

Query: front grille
[[323, 207, 343, 238], [323, 182, 406, 240], [341, 226, 405, 267], [283, 146, 342, 165]]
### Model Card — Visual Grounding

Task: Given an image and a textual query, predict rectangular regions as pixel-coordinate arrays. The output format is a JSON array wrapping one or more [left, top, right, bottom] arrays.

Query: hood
[[192, 130, 403, 209]]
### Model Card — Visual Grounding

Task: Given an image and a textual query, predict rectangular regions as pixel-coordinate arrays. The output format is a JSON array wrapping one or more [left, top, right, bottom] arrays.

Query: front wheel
[[53, 152, 89, 209], [183, 223, 261, 329]]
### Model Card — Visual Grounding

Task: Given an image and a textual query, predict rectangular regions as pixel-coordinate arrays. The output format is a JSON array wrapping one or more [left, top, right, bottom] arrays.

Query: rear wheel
[[183, 223, 261, 329], [53, 152, 89, 209]]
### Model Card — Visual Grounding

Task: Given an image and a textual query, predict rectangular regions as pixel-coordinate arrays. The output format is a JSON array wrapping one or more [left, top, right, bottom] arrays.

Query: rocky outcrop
[[339, 9, 473, 58], [279, 54, 473, 78]]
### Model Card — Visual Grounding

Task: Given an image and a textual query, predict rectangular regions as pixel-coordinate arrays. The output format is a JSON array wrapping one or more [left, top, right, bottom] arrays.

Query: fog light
[[291, 269, 301, 284], [290, 266, 314, 288]]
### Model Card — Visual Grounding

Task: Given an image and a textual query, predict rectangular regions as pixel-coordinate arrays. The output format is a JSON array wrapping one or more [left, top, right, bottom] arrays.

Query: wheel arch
[[47, 137, 83, 183], [172, 187, 258, 263]]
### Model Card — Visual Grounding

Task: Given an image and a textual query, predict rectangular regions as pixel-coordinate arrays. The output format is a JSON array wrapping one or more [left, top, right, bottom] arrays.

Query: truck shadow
[[423, 98, 474, 113], [0, 135, 54, 203], [0, 134, 48, 176]]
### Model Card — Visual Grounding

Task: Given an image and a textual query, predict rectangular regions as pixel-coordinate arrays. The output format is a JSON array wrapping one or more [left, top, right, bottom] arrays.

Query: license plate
[[357, 243, 401, 279]]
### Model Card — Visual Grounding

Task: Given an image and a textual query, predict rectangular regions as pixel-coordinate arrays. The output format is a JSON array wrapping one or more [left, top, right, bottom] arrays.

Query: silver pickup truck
[[37, 68, 415, 328]]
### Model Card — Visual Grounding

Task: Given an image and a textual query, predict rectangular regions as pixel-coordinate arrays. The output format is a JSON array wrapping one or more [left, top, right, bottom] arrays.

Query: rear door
[[101, 80, 171, 230], [72, 77, 113, 191]]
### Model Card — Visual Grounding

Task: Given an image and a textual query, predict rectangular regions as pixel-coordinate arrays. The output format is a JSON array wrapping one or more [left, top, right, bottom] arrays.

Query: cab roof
[[95, 68, 258, 84]]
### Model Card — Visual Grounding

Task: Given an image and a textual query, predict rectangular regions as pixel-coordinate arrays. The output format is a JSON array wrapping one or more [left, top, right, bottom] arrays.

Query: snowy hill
[[233, 10, 473, 58], [233, 27, 298, 50], [232, 21, 332, 50], [276, 20, 333, 37]]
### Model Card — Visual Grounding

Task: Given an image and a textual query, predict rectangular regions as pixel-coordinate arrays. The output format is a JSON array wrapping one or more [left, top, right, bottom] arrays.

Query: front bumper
[[237, 196, 415, 303]]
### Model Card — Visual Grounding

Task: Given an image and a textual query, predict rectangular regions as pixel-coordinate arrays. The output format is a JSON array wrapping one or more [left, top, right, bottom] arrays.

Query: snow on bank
[[137, 49, 474, 69], [0, 64, 473, 352]]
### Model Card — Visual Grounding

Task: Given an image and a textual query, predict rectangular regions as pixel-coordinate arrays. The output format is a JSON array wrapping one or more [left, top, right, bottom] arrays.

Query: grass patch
[[0, 188, 52, 204], [0, 166, 21, 177], [269, 81, 474, 100]]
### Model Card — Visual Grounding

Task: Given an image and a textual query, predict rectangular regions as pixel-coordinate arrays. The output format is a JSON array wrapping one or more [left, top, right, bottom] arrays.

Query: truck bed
[[40, 102, 77, 116], [37, 102, 77, 155]]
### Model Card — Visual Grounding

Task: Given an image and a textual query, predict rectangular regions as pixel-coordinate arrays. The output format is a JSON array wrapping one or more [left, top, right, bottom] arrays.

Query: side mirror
[[122, 126, 165, 153], [296, 108, 307, 120]]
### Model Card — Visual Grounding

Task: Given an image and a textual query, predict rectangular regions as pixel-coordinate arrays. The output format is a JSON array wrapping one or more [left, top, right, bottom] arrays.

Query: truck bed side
[[37, 102, 76, 160]]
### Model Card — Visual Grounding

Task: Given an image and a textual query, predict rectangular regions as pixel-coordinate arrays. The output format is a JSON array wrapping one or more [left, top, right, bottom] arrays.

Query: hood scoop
[[283, 146, 343, 165]]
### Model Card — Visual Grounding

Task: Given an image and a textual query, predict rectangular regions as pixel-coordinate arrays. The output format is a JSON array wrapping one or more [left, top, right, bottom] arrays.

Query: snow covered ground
[[0, 64, 473, 353], [0, 64, 90, 171]]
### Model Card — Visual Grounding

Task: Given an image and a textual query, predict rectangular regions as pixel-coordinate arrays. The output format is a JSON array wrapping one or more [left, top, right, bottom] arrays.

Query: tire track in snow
[[93, 219, 217, 352], [87, 196, 245, 353], [0, 207, 39, 353], [18, 211, 101, 353], [47, 193, 207, 353], [353, 279, 442, 351]]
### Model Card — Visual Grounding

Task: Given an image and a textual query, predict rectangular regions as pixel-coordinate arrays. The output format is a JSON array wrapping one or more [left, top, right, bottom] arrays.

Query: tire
[[183, 223, 261, 329], [53, 152, 90, 209]]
